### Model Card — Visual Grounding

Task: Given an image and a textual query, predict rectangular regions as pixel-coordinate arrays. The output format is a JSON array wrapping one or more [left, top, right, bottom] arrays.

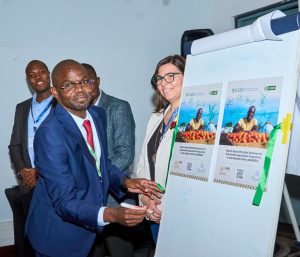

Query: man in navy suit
[[25, 59, 161, 257]]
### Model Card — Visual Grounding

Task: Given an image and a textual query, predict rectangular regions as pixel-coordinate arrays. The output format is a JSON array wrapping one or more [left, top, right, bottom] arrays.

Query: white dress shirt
[[69, 110, 109, 227]]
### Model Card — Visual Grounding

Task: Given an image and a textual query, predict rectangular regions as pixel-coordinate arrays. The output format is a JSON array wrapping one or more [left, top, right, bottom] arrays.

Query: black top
[[147, 121, 162, 181]]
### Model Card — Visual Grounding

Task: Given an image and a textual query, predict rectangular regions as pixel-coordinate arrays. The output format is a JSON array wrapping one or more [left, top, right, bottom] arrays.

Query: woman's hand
[[141, 195, 162, 224]]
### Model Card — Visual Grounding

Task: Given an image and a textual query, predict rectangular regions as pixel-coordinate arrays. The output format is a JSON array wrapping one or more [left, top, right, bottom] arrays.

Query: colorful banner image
[[214, 77, 282, 189], [170, 83, 222, 181], [176, 84, 222, 145], [219, 77, 282, 149]]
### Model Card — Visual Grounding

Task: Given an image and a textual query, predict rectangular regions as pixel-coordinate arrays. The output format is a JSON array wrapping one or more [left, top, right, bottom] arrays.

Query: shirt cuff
[[97, 207, 110, 227]]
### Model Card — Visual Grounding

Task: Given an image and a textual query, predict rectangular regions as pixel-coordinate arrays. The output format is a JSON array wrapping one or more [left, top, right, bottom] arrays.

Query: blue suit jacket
[[25, 103, 125, 257]]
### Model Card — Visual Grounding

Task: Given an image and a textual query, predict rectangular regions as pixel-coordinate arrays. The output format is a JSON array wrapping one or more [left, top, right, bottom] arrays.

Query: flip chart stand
[[283, 181, 300, 245]]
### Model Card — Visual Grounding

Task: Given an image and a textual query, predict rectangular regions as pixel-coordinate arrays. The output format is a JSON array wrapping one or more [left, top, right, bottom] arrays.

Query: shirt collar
[[32, 93, 53, 105], [94, 89, 102, 106], [69, 111, 92, 128]]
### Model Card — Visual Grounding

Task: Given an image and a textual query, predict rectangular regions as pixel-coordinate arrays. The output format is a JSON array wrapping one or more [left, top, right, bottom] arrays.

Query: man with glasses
[[8, 60, 55, 257], [81, 63, 136, 257], [25, 59, 162, 257]]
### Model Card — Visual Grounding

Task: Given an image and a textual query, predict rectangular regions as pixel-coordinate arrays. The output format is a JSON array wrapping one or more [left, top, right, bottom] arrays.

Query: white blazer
[[136, 107, 174, 210]]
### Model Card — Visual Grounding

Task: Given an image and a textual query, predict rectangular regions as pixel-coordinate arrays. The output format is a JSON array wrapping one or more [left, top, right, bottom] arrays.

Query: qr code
[[187, 162, 192, 172], [236, 169, 244, 179]]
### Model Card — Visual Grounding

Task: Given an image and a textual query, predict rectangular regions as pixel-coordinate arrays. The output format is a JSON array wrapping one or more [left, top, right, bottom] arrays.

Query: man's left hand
[[123, 178, 163, 200]]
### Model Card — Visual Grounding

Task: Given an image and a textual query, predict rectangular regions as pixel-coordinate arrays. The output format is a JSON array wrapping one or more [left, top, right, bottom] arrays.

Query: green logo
[[264, 85, 276, 90], [209, 90, 218, 95]]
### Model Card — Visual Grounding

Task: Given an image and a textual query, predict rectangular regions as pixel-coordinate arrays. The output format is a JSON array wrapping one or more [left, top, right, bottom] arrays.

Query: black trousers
[[5, 186, 35, 257], [99, 220, 154, 257], [103, 223, 134, 257]]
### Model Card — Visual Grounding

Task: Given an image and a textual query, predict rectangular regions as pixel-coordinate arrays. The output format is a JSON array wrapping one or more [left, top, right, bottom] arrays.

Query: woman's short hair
[[151, 54, 186, 112]]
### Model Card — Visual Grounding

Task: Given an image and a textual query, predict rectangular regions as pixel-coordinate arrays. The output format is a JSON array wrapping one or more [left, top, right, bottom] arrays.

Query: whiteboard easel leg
[[283, 182, 300, 244]]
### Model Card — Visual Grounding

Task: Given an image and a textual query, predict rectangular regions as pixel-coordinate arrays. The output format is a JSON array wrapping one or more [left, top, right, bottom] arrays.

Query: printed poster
[[170, 83, 222, 181], [214, 77, 282, 189]]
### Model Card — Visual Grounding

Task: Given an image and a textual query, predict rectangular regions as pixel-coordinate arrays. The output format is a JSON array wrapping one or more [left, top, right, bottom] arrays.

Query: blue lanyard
[[160, 107, 179, 142], [30, 100, 52, 131]]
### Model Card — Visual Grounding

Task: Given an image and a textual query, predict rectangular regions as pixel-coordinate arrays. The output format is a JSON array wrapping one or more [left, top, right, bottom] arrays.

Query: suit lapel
[[21, 99, 32, 148], [88, 106, 107, 177], [147, 107, 169, 145], [20, 99, 32, 167], [55, 104, 97, 170], [98, 91, 109, 109]]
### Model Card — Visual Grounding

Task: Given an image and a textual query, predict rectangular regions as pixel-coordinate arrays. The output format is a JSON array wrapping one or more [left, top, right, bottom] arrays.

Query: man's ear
[[97, 76, 100, 87], [50, 87, 59, 100]]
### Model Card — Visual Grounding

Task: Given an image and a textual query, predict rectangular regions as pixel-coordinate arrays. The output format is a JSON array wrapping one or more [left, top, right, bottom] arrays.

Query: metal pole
[[283, 182, 300, 243]]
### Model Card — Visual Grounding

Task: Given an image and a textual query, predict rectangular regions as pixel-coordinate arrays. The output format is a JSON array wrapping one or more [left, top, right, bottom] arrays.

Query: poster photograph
[[170, 83, 222, 181], [214, 77, 282, 189]]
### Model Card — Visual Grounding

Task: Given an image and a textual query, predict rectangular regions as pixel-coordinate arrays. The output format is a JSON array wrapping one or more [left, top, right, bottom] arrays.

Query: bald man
[[25, 60, 162, 257]]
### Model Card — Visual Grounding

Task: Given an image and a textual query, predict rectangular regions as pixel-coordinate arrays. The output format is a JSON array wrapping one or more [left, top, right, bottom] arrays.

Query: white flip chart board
[[155, 11, 300, 257]]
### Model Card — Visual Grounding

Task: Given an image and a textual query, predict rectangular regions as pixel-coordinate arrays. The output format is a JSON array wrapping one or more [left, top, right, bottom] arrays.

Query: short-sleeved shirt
[[238, 117, 258, 131], [189, 118, 204, 130]]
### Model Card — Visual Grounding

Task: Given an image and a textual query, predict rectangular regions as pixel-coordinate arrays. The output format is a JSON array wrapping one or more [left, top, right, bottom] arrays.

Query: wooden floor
[[0, 245, 15, 257], [0, 222, 298, 257]]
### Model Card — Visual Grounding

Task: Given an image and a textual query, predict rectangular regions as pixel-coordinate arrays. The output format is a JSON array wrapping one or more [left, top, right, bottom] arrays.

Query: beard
[[69, 93, 92, 111], [34, 83, 51, 94]]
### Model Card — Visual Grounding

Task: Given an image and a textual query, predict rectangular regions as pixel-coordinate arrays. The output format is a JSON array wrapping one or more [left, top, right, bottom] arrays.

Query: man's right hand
[[103, 206, 147, 227], [123, 178, 164, 200], [19, 168, 38, 188]]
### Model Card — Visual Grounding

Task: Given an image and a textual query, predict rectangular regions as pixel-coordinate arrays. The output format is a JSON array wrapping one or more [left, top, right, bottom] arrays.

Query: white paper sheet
[[191, 10, 285, 55]]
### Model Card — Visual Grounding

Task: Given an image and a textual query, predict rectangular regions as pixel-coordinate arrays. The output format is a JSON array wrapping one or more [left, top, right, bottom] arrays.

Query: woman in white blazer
[[136, 55, 185, 243]]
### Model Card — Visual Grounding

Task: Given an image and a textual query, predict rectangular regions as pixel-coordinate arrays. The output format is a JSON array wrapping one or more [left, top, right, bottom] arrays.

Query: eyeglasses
[[152, 72, 182, 86], [59, 79, 96, 91]]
